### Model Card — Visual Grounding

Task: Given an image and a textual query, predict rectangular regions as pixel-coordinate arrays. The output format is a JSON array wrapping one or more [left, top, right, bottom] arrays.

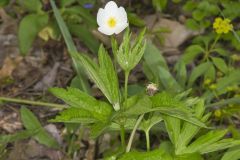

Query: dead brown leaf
[[0, 56, 22, 84], [0, 112, 22, 133]]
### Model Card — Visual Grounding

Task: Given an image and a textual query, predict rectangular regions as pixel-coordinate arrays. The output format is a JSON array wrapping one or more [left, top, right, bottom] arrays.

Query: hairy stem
[[120, 124, 126, 149], [126, 114, 144, 152], [0, 97, 66, 109], [203, 34, 221, 61], [124, 71, 130, 102], [145, 130, 150, 151]]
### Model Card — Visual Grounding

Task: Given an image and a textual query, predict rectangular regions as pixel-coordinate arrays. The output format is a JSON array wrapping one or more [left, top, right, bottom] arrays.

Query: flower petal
[[114, 23, 129, 34], [105, 1, 118, 10], [98, 26, 115, 35], [97, 8, 107, 26], [104, 1, 119, 16], [118, 7, 128, 23]]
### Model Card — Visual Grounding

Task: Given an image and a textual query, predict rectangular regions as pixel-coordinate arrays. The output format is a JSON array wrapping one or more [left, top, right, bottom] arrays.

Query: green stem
[[203, 34, 221, 61], [0, 97, 66, 109], [111, 36, 118, 70], [145, 130, 150, 151], [126, 114, 144, 152], [119, 71, 130, 151], [232, 30, 240, 43], [210, 34, 221, 52], [78, 125, 84, 149], [124, 71, 130, 101], [120, 125, 126, 149], [67, 134, 76, 156]]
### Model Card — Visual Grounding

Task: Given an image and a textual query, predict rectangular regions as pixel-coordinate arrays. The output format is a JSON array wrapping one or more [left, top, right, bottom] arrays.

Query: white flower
[[97, 1, 128, 35]]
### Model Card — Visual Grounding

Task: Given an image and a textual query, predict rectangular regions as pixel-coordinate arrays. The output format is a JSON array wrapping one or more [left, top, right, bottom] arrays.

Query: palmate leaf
[[175, 101, 210, 154], [50, 107, 97, 124], [98, 45, 120, 108], [109, 118, 137, 131], [139, 113, 163, 133], [124, 93, 207, 128], [163, 115, 180, 145], [175, 60, 187, 88], [156, 107, 206, 128], [204, 63, 216, 81], [130, 29, 146, 70], [119, 148, 173, 160], [182, 45, 205, 64], [74, 46, 120, 110], [188, 61, 212, 87], [170, 99, 240, 156], [164, 100, 205, 147], [181, 130, 228, 154], [176, 114, 211, 154], [199, 139, 240, 154], [50, 87, 96, 107], [151, 93, 205, 128], [89, 122, 109, 139], [117, 141, 204, 160], [175, 153, 203, 160], [211, 57, 229, 74], [117, 28, 146, 72], [50, 87, 113, 122], [124, 95, 152, 115], [148, 98, 208, 149], [150, 92, 185, 108]]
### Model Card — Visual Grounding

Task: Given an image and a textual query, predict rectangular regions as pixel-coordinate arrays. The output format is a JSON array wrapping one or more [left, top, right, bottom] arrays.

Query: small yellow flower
[[213, 17, 233, 34], [214, 109, 222, 118], [38, 26, 55, 41], [204, 78, 212, 86], [209, 84, 217, 90], [231, 54, 240, 61]]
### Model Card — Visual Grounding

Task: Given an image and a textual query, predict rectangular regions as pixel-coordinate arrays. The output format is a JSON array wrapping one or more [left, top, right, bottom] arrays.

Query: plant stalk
[[126, 114, 144, 152], [120, 124, 126, 149], [0, 97, 66, 109], [124, 71, 130, 101], [203, 34, 221, 61], [145, 130, 150, 151]]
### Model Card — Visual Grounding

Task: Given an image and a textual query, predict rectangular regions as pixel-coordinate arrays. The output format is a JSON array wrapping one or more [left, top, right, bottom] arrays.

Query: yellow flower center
[[107, 17, 117, 28]]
